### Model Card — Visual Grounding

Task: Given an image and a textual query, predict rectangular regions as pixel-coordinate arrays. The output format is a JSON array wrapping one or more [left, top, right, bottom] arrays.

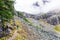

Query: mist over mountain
[[14, 0, 60, 15]]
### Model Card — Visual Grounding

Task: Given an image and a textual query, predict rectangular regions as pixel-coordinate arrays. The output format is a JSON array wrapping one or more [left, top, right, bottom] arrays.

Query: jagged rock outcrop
[[47, 15, 60, 25]]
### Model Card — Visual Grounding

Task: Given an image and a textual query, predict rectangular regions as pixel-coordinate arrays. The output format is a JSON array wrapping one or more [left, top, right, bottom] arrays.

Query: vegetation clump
[[0, 0, 15, 37]]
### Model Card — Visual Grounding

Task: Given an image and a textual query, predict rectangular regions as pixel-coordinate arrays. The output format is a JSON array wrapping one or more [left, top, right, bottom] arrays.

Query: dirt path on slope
[[8, 30, 17, 40]]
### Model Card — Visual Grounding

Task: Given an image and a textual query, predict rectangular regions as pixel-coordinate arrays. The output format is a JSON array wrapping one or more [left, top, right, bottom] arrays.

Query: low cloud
[[14, 0, 60, 15]]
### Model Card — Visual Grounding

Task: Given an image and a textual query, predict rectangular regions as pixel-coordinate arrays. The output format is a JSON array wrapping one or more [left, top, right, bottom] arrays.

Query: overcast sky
[[14, 0, 60, 15]]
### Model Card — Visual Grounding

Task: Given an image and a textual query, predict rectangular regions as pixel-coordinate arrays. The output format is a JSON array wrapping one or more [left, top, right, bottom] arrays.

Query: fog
[[14, 0, 60, 15]]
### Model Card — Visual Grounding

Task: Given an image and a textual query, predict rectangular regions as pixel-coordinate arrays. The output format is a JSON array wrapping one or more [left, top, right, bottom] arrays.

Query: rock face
[[58, 16, 60, 24], [39, 13, 53, 19], [22, 12, 60, 25], [47, 15, 60, 25]]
